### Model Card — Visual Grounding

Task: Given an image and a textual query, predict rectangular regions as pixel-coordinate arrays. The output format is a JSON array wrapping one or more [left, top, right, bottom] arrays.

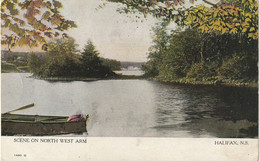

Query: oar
[[4, 103, 35, 114], [36, 116, 68, 122]]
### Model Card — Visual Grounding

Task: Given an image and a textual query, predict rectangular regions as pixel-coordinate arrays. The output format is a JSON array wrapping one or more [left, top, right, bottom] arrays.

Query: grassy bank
[[2, 62, 32, 73], [3, 67, 256, 88], [1, 63, 19, 73], [154, 77, 258, 88], [30, 74, 144, 82], [34, 75, 257, 88]]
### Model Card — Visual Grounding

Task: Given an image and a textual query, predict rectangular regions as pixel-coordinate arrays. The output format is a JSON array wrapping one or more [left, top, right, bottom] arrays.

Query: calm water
[[2, 73, 258, 138], [114, 70, 144, 76]]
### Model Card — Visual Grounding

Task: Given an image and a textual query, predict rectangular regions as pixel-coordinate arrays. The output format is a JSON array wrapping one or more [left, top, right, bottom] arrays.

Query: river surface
[[2, 73, 258, 138], [114, 70, 144, 76]]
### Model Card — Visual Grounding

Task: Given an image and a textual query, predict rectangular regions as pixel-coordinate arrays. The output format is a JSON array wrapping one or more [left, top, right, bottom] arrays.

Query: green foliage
[[142, 61, 159, 77], [80, 40, 113, 77], [27, 52, 42, 75], [101, 58, 121, 71], [144, 27, 202, 78], [27, 39, 115, 78], [80, 40, 102, 73], [186, 63, 215, 81], [39, 38, 80, 77], [143, 22, 258, 85], [142, 22, 170, 77], [1, 62, 19, 73], [107, 0, 258, 40], [106, 0, 258, 84], [217, 53, 258, 80], [1, 61, 29, 73], [1, 0, 77, 50], [183, 1, 258, 40]]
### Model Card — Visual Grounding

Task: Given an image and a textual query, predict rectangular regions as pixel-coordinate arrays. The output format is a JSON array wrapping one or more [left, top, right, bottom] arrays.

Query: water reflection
[[2, 73, 258, 138], [152, 83, 258, 138]]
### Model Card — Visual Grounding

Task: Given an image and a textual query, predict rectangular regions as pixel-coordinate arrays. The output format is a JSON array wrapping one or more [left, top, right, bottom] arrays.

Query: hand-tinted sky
[[2, 0, 217, 62], [60, 0, 158, 62], [60, 0, 217, 62], [2, 0, 157, 62]]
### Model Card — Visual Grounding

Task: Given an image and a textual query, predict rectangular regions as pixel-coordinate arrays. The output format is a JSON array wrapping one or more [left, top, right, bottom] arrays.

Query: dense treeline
[[106, 0, 258, 86], [142, 22, 258, 85], [101, 58, 121, 71], [27, 39, 118, 78]]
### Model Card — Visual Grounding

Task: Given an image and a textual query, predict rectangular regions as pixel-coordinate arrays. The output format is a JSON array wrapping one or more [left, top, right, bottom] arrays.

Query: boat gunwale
[[2, 113, 71, 118], [1, 113, 89, 124], [1, 119, 86, 124]]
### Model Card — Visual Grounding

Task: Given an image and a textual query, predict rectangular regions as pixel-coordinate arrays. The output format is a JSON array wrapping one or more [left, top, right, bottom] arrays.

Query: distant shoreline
[[29, 74, 144, 81], [2, 72, 257, 88]]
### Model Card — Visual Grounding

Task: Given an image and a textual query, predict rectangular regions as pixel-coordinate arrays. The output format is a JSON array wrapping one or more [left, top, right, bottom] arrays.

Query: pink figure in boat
[[67, 114, 84, 122]]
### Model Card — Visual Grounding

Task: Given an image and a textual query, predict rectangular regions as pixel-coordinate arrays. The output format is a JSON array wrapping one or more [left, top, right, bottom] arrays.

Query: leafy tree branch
[[1, 0, 77, 51]]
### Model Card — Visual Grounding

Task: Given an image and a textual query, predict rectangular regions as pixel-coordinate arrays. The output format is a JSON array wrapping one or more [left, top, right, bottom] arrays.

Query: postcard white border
[[1, 137, 258, 161]]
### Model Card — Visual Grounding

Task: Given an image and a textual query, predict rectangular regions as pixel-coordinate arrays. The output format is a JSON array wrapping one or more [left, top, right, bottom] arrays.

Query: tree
[[80, 40, 113, 77], [142, 21, 170, 77], [143, 21, 258, 83], [27, 52, 42, 75], [183, 1, 258, 39], [156, 28, 203, 80], [101, 58, 121, 71], [28, 38, 80, 77], [106, 0, 258, 40], [44, 38, 80, 77], [27, 39, 116, 78], [1, 0, 77, 51], [106, 0, 258, 83], [80, 40, 102, 76]]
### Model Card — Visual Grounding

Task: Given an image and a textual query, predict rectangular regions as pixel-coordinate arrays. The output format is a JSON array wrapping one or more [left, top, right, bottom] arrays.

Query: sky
[[2, 0, 219, 62], [59, 0, 161, 62], [2, 0, 158, 62]]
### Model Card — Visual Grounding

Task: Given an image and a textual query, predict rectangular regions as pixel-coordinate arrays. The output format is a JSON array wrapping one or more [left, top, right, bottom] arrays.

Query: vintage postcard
[[1, 0, 258, 160]]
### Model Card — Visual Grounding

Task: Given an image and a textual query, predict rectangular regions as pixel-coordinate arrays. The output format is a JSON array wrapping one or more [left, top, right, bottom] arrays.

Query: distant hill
[[120, 61, 145, 68]]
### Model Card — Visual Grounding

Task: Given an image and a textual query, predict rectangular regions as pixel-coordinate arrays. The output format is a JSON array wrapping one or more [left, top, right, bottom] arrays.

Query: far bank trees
[[142, 23, 258, 84], [28, 39, 117, 78], [106, 0, 258, 85]]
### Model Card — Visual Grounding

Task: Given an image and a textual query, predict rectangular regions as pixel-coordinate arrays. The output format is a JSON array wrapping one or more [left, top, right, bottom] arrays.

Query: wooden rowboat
[[1, 104, 89, 136], [1, 113, 89, 136]]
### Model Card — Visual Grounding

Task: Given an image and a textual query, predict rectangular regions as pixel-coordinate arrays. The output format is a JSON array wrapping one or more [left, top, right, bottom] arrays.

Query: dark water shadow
[[152, 83, 258, 138]]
